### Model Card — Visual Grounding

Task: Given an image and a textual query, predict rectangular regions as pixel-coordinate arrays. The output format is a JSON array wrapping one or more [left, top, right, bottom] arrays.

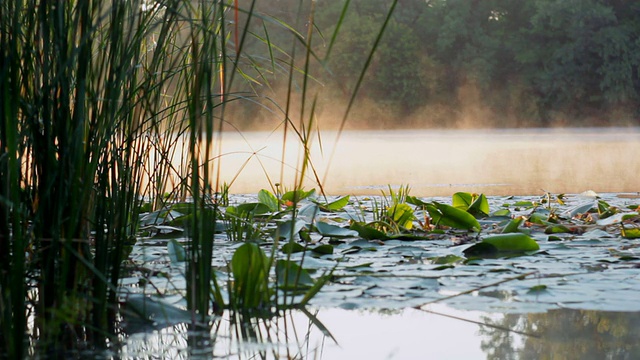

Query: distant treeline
[[238, 0, 640, 128]]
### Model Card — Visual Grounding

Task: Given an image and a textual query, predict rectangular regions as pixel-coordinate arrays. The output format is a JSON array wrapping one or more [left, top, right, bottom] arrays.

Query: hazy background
[[222, 0, 639, 131], [197, 0, 640, 195]]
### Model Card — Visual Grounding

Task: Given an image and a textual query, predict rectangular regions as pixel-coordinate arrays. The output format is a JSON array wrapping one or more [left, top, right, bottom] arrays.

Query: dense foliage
[[248, 0, 640, 128]]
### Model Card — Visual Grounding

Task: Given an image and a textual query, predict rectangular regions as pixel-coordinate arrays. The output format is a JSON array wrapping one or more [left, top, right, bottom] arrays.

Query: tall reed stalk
[[0, 0, 397, 356]]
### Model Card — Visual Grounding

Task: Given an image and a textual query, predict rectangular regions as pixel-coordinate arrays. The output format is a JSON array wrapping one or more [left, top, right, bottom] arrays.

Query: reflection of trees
[[479, 309, 640, 360]]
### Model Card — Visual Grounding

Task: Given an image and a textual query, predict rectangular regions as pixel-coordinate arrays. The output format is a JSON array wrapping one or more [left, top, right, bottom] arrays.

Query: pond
[[120, 186, 640, 359]]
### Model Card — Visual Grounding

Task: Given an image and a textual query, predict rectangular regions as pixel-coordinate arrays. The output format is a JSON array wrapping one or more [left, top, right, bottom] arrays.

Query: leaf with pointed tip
[[427, 202, 481, 231], [276, 219, 307, 241], [258, 189, 279, 212]]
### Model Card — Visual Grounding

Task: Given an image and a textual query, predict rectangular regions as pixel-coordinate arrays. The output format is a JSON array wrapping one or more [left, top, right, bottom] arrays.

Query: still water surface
[[213, 127, 640, 196], [119, 305, 640, 359]]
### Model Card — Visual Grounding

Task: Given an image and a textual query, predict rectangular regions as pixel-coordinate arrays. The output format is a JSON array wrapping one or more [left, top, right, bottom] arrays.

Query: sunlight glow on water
[[208, 127, 640, 196]]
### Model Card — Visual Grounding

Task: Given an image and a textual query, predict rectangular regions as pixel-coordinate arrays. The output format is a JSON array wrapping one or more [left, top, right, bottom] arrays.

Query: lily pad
[[463, 233, 539, 257], [316, 221, 358, 238]]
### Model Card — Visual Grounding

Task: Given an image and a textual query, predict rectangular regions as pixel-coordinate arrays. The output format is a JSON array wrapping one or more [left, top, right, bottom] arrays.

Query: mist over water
[[213, 126, 640, 196]]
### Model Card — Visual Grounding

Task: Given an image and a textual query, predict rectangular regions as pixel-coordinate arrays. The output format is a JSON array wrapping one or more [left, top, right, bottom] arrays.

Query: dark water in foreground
[[213, 127, 640, 196]]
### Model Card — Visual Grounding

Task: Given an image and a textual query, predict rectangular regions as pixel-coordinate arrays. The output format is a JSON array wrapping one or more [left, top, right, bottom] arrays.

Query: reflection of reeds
[[0, 0, 397, 357]]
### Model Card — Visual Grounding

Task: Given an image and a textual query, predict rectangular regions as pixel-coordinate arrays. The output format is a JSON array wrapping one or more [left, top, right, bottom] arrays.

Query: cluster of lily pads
[[126, 187, 640, 325]]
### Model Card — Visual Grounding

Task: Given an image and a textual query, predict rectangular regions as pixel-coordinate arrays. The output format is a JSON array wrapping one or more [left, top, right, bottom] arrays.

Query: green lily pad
[[349, 221, 391, 240], [276, 260, 314, 290], [463, 233, 539, 257], [316, 221, 358, 238], [426, 202, 481, 231]]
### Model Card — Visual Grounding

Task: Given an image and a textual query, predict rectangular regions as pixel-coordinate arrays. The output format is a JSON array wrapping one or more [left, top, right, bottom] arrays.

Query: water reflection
[[480, 309, 640, 360], [115, 306, 640, 359]]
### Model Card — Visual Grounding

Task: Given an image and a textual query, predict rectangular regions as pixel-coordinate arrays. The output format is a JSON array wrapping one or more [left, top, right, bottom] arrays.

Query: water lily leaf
[[527, 284, 548, 294], [464, 233, 539, 257], [528, 211, 552, 225], [483, 233, 539, 251], [502, 216, 525, 233], [258, 189, 279, 212], [452, 192, 474, 210], [282, 188, 316, 203], [282, 242, 306, 254], [468, 194, 490, 216], [231, 243, 270, 308], [167, 239, 186, 263], [123, 294, 192, 325], [513, 200, 535, 207], [139, 210, 184, 226], [349, 221, 391, 240], [491, 209, 512, 217], [298, 203, 320, 222], [312, 244, 334, 255], [621, 226, 640, 239], [316, 221, 358, 238], [426, 202, 481, 231], [596, 212, 639, 226], [315, 195, 350, 212], [233, 202, 272, 216], [453, 192, 489, 217], [544, 224, 572, 234], [406, 195, 429, 207], [430, 254, 463, 265], [276, 260, 314, 290], [566, 201, 596, 217], [276, 219, 307, 241]]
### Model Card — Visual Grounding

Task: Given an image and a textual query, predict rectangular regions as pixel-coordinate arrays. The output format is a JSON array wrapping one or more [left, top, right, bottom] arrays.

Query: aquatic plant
[[0, 0, 399, 356]]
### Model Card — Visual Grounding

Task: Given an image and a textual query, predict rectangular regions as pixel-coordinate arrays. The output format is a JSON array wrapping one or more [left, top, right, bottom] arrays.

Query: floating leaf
[[282, 188, 316, 203], [527, 285, 548, 294], [316, 195, 350, 212], [349, 221, 390, 240], [282, 242, 306, 254], [430, 254, 463, 265], [453, 192, 489, 217], [312, 244, 334, 255], [452, 192, 474, 210], [596, 212, 639, 226], [464, 233, 539, 257], [316, 221, 358, 238], [276, 219, 307, 241], [406, 195, 429, 207], [123, 295, 192, 326], [621, 226, 640, 239], [544, 224, 572, 234], [426, 202, 481, 231], [276, 260, 314, 290], [167, 239, 186, 263], [502, 216, 525, 233]]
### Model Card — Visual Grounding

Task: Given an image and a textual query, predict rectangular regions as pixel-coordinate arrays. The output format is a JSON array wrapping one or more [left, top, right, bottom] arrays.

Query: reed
[[0, 0, 397, 356]]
